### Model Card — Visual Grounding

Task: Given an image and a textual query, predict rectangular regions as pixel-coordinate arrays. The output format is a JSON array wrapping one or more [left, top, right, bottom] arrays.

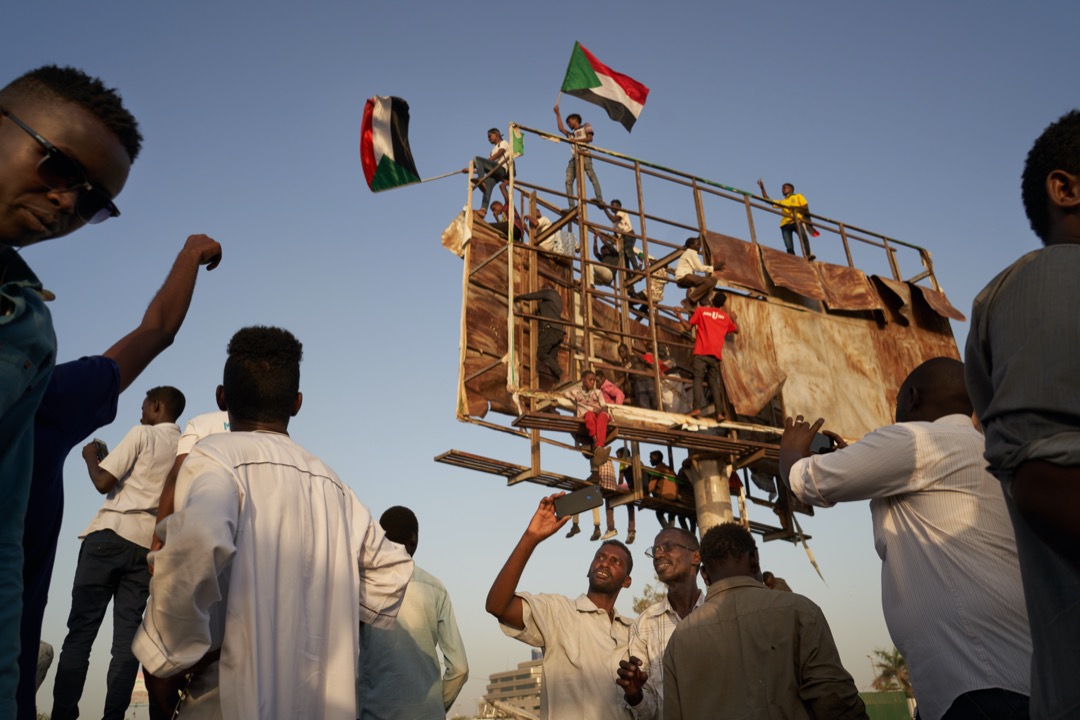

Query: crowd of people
[[1, 59, 1077, 720]]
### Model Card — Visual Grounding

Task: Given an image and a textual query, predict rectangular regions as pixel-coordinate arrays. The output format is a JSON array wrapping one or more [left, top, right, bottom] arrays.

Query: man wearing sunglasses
[[0, 65, 141, 717]]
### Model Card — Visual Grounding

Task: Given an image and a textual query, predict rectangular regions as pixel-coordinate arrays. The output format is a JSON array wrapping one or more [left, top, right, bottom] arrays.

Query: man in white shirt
[[51, 386, 185, 720], [617, 527, 704, 720], [134, 327, 413, 719], [358, 506, 468, 719], [673, 237, 719, 309], [779, 357, 1032, 720], [487, 493, 634, 720], [470, 127, 512, 217]]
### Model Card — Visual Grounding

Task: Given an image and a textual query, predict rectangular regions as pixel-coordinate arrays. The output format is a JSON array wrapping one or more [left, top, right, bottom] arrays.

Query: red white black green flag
[[560, 42, 650, 132], [360, 96, 421, 192]]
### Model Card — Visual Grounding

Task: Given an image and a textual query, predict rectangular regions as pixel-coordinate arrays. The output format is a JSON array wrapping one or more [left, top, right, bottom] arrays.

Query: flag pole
[[371, 170, 462, 193], [419, 170, 463, 184]]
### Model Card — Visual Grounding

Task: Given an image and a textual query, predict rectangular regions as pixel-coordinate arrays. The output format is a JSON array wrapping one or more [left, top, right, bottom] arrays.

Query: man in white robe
[[133, 326, 413, 719]]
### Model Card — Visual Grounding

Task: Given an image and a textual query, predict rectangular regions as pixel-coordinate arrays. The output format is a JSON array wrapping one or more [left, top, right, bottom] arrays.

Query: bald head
[[895, 357, 973, 423]]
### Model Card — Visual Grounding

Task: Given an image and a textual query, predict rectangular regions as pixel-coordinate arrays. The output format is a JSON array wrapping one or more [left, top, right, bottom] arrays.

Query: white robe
[[133, 431, 413, 720]]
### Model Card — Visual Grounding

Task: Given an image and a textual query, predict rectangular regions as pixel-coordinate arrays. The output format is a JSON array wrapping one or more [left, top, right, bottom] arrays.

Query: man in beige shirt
[[663, 523, 867, 720], [487, 493, 634, 720]]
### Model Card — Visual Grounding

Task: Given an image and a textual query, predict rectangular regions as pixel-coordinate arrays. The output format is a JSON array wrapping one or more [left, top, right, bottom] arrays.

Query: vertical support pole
[[690, 453, 734, 533], [634, 162, 665, 411], [744, 194, 759, 247], [839, 223, 854, 268], [884, 238, 902, 281]]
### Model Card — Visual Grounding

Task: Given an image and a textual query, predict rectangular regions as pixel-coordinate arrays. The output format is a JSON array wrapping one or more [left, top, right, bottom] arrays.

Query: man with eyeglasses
[[616, 528, 704, 720], [0, 65, 140, 717], [486, 493, 635, 720]]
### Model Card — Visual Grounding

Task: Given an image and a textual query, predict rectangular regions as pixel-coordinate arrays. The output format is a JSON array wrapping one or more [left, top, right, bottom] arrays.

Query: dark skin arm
[[554, 104, 569, 136], [81, 442, 119, 494], [616, 656, 647, 706], [104, 234, 222, 392], [778, 415, 825, 488], [148, 454, 186, 558], [485, 494, 570, 630], [144, 648, 221, 716]]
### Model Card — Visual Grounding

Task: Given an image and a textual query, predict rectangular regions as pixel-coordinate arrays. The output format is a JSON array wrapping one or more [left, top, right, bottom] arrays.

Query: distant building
[[478, 658, 542, 719]]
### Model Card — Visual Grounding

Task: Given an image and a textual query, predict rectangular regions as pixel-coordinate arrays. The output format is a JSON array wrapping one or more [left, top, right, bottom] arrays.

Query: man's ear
[[291, 392, 303, 417], [215, 385, 227, 411], [1047, 170, 1080, 209], [749, 550, 762, 578], [622, 575, 632, 590]]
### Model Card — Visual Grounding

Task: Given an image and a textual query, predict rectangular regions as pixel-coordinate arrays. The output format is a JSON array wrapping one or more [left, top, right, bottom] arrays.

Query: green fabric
[[561, 42, 601, 92], [370, 154, 420, 193]]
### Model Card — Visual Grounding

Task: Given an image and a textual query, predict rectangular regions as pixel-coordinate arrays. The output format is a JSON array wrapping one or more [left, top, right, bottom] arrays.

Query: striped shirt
[[789, 414, 1031, 720], [627, 592, 705, 720]]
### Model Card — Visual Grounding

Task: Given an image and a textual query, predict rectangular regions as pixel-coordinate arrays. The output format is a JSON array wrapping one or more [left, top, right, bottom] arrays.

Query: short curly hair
[[1, 65, 142, 161], [146, 386, 186, 423], [223, 326, 303, 424], [700, 522, 756, 567], [380, 506, 419, 545], [1021, 109, 1080, 243]]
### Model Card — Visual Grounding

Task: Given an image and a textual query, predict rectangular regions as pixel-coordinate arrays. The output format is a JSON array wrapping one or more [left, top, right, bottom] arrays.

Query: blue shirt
[[0, 246, 57, 716]]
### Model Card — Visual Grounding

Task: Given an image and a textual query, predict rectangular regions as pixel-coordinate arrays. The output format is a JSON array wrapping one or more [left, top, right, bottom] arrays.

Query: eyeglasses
[[644, 542, 695, 558], [1, 106, 120, 224]]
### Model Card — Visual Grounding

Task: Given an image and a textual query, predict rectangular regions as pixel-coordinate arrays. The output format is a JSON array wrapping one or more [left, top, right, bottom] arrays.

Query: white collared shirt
[[83, 422, 180, 547], [501, 592, 633, 720], [789, 414, 1031, 720]]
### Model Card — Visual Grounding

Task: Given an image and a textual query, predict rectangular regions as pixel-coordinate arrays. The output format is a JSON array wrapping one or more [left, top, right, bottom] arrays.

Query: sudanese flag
[[560, 42, 650, 132]]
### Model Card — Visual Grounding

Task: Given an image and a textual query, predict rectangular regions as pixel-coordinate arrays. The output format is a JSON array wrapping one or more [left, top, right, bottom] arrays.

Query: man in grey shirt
[[966, 108, 1080, 720]]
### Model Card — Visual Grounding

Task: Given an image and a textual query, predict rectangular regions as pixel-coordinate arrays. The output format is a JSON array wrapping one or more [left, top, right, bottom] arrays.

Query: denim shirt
[[0, 245, 56, 715]]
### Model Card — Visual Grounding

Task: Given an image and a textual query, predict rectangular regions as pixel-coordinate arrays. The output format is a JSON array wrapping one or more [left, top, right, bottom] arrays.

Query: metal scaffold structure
[[436, 123, 964, 547]]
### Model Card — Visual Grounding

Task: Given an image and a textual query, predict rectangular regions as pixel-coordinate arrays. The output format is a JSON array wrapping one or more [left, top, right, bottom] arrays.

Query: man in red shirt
[[685, 291, 739, 419]]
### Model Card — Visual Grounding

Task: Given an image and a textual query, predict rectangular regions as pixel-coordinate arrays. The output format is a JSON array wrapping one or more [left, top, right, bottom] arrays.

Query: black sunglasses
[[1, 106, 120, 224]]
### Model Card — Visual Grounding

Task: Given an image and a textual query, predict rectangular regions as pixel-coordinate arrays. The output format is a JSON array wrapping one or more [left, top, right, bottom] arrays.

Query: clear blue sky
[[5, 1, 1075, 716]]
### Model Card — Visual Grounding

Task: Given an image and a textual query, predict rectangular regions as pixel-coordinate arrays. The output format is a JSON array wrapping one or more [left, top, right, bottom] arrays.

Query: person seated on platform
[[531, 209, 577, 257], [489, 201, 523, 241], [674, 459, 698, 534], [612, 448, 637, 544], [647, 451, 679, 530], [467, 127, 512, 219], [527, 209, 552, 243], [674, 236, 721, 309], [565, 371, 612, 465], [594, 370, 625, 407]]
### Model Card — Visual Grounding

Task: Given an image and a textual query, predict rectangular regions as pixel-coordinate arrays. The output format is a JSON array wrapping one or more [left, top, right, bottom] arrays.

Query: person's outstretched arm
[[104, 234, 222, 392], [485, 494, 570, 629]]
